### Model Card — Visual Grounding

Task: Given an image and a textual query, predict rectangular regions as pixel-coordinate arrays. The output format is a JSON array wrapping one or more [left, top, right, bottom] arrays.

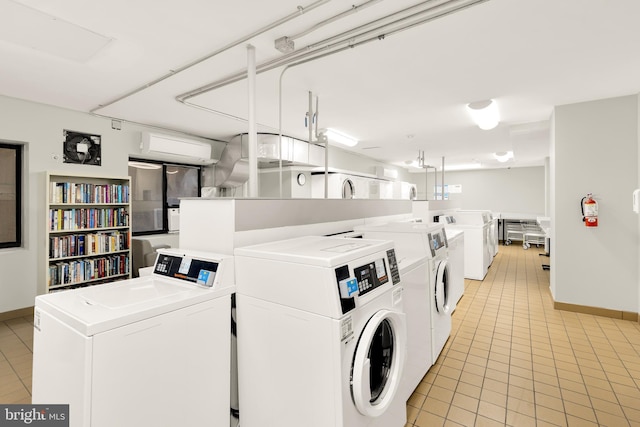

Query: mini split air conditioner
[[140, 132, 216, 165]]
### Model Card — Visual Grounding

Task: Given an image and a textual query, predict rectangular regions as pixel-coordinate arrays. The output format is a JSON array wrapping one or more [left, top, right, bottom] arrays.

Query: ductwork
[[214, 133, 325, 188]]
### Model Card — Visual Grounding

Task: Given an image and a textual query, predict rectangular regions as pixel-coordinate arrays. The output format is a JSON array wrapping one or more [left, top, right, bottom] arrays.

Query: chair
[[132, 239, 171, 277]]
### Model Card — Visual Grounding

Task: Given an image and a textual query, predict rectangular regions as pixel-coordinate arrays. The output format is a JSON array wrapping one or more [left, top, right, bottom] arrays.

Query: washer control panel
[[154, 254, 219, 287]]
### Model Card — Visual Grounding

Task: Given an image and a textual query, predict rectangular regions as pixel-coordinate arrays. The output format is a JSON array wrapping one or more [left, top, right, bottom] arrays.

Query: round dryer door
[[342, 178, 355, 199], [434, 260, 450, 314], [351, 309, 406, 417]]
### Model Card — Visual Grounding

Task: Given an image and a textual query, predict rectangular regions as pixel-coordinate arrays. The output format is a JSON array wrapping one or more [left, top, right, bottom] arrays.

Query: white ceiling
[[2, 0, 640, 171]]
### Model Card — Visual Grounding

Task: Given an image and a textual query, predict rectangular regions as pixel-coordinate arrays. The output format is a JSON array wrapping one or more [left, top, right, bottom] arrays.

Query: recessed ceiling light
[[493, 151, 513, 162], [466, 99, 500, 130]]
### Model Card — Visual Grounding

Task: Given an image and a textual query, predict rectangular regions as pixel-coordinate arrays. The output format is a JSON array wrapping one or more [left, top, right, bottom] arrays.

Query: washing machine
[[32, 249, 235, 427], [446, 228, 465, 310], [455, 210, 498, 257], [234, 236, 407, 427], [355, 222, 452, 369], [438, 214, 490, 280]]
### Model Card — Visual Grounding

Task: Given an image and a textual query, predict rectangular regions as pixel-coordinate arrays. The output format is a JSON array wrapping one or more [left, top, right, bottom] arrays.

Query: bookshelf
[[45, 172, 132, 292]]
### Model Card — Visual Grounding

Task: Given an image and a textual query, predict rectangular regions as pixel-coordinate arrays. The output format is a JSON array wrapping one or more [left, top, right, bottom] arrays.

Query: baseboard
[[554, 301, 638, 322], [0, 306, 34, 322]]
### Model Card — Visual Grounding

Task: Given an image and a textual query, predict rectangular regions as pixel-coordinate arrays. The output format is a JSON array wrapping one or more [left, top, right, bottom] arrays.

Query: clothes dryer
[[235, 236, 407, 427], [32, 249, 235, 427]]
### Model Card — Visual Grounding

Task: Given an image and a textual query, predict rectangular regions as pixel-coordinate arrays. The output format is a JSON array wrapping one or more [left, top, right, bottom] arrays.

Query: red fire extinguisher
[[581, 193, 598, 227]]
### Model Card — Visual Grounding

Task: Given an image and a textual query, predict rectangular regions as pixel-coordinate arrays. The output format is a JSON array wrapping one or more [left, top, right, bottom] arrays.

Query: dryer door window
[[342, 179, 355, 199], [434, 260, 450, 314], [351, 309, 406, 417]]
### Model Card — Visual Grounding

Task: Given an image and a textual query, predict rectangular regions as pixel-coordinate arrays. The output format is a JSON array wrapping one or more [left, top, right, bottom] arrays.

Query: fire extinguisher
[[581, 193, 598, 227]]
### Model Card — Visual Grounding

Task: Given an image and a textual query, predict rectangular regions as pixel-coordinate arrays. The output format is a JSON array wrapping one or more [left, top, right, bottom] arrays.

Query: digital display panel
[[353, 258, 389, 296]]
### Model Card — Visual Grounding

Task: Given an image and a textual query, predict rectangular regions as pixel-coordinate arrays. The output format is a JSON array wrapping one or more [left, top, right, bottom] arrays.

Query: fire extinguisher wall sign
[[581, 193, 598, 227]]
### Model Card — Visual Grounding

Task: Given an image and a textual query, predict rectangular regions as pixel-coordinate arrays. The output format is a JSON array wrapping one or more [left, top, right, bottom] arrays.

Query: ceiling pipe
[[286, 0, 383, 42], [90, 0, 332, 114], [177, 0, 489, 103]]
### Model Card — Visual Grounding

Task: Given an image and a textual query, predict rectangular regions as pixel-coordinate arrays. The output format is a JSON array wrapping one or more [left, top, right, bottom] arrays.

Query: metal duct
[[214, 135, 249, 189], [214, 133, 325, 188]]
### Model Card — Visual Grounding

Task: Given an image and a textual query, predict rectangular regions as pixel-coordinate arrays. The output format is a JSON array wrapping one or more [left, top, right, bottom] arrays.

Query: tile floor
[[2, 244, 640, 426], [406, 244, 640, 427]]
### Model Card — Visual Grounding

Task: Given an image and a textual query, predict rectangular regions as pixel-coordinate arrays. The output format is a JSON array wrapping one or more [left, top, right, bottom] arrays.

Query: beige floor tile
[[564, 402, 598, 423], [536, 404, 568, 427], [611, 382, 640, 400], [477, 400, 506, 423], [586, 386, 619, 404], [558, 377, 588, 395], [484, 368, 509, 384], [414, 380, 432, 396], [480, 389, 507, 408], [506, 409, 536, 427], [536, 392, 566, 414], [407, 392, 427, 409], [446, 405, 476, 426], [560, 388, 591, 407], [423, 396, 450, 417], [428, 385, 455, 404], [621, 405, 640, 423], [506, 396, 535, 418], [451, 392, 479, 413], [509, 374, 534, 391], [594, 410, 631, 427], [433, 375, 458, 392], [534, 381, 562, 399], [414, 410, 445, 427], [406, 405, 420, 423], [590, 396, 626, 418]]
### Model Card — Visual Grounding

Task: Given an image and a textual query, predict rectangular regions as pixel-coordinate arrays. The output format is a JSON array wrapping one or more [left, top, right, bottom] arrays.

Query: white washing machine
[[456, 210, 498, 257], [235, 236, 407, 427], [396, 254, 431, 401], [32, 249, 235, 427], [356, 222, 452, 366], [439, 214, 490, 281], [446, 228, 465, 311]]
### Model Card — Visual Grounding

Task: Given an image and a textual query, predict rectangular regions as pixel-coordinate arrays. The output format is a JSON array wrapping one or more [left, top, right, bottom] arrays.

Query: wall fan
[[63, 130, 101, 166]]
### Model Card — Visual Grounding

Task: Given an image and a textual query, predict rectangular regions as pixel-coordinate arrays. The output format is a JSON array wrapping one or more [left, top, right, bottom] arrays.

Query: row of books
[[49, 231, 129, 259], [49, 208, 129, 231], [48, 254, 130, 287], [50, 181, 130, 204]]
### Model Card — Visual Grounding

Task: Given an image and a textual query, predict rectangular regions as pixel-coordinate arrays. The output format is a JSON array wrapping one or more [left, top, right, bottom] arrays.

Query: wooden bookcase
[[45, 171, 132, 292]]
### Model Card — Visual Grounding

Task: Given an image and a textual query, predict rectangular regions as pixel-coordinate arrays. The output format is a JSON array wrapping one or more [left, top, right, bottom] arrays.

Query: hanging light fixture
[[466, 99, 500, 130]]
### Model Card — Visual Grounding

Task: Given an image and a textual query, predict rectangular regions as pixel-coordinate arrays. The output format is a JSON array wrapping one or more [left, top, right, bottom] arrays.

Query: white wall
[[551, 94, 639, 313], [412, 166, 545, 215], [0, 95, 226, 313]]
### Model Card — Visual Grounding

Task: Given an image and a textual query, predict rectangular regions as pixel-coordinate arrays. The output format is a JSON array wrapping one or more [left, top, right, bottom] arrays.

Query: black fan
[[63, 131, 101, 165]]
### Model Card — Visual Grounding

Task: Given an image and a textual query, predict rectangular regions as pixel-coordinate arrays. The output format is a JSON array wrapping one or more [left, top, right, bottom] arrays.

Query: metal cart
[[522, 222, 546, 249], [503, 219, 544, 249], [503, 220, 525, 246]]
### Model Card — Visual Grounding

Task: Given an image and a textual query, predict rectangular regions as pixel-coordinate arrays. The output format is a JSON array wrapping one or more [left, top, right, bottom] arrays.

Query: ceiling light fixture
[[466, 99, 500, 130], [493, 151, 513, 162], [445, 163, 482, 171], [322, 128, 359, 147], [128, 161, 161, 170]]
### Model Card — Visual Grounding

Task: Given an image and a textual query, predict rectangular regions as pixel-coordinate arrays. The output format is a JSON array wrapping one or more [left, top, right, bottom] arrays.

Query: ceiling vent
[[140, 132, 215, 165]]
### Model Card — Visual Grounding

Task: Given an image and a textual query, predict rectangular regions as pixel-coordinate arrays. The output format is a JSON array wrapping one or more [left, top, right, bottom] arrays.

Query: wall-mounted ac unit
[[140, 132, 216, 165]]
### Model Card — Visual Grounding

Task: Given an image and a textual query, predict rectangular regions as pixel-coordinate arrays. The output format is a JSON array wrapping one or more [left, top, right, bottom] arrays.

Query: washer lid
[[234, 236, 394, 267], [35, 276, 233, 336]]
